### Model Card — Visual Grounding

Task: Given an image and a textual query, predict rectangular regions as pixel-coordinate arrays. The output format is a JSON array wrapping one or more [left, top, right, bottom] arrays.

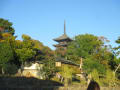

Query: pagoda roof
[[53, 33, 72, 42], [53, 20, 73, 42]]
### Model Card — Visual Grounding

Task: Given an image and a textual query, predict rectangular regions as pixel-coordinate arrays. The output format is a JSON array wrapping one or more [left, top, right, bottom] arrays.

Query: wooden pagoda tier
[[53, 43, 67, 47], [53, 21, 72, 48]]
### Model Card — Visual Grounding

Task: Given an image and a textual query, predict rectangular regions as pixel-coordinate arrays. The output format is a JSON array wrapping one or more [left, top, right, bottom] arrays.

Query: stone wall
[[22, 69, 39, 78]]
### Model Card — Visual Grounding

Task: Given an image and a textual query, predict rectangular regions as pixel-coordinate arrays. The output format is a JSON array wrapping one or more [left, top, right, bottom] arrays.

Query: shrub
[[3, 63, 18, 75], [91, 69, 101, 85]]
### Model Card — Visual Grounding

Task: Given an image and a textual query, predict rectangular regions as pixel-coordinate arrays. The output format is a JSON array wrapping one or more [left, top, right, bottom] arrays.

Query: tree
[[0, 42, 14, 74], [22, 34, 34, 48], [30, 39, 56, 79], [91, 69, 100, 84], [67, 34, 103, 60], [61, 65, 73, 86], [66, 34, 115, 75], [0, 18, 15, 35], [15, 34, 54, 65], [43, 57, 56, 79], [15, 48, 36, 64], [114, 37, 120, 78], [15, 34, 36, 64], [105, 69, 116, 86], [115, 36, 120, 56], [66, 34, 104, 64], [83, 58, 106, 74]]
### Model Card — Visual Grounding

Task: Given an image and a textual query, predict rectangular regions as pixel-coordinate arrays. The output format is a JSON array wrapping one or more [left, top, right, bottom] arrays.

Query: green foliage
[[15, 34, 54, 67], [15, 48, 36, 63], [83, 58, 106, 74], [102, 69, 116, 86], [60, 65, 73, 86], [116, 37, 120, 44], [91, 69, 100, 84], [67, 34, 103, 59], [61, 65, 73, 79], [22, 34, 31, 41], [89, 69, 118, 87], [32, 39, 54, 61], [114, 36, 120, 78], [0, 18, 56, 77], [43, 58, 56, 79], [0, 42, 15, 75], [15, 35, 36, 64], [67, 34, 116, 77], [106, 70, 115, 84], [3, 63, 18, 75], [115, 36, 120, 58], [0, 18, 15, 35], [0, 42, 14, 65], [22, 34, 34, 48]]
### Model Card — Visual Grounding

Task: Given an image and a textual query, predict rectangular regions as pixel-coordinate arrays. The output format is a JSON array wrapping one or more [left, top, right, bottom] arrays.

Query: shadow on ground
[[0, 76, 63, 90]]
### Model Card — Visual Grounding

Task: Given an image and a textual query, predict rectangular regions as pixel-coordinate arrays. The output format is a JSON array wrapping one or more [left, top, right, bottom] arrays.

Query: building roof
[[56, 57, 79, 66], [53, 33, 72, 42]]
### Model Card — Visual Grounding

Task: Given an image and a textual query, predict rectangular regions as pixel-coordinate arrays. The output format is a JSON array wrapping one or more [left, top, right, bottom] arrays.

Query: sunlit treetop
[[0, 18, 15, 35]]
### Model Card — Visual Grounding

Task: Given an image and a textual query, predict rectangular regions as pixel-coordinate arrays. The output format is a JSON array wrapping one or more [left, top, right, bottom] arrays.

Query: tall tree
[[15, 34, 36, 64], [114, 37, 120, 78], [0, 42, 14, 74], [67, 34, 103, 61], [0, 18, 15, 35], [66, 34, 114, 74]]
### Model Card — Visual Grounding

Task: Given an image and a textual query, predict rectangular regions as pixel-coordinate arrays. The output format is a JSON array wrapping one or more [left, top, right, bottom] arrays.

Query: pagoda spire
[[53, 20, 72, 48], [64, 20, 66, 34]]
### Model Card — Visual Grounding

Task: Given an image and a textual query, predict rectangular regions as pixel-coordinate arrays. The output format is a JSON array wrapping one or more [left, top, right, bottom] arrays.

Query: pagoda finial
[[64, 20, 66, 34]]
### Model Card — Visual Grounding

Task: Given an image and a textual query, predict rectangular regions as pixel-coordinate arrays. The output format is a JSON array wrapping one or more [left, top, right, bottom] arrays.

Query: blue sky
[[0, 0, 120, 49]]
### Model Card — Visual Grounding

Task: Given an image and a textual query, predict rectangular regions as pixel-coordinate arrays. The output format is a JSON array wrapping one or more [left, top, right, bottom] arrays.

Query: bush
[[83, 58, 106, 75], [60, 65, 73, 86], [105, 69, 116, 86], [91, 69, 101, 85], [3, 63, 18, 75]]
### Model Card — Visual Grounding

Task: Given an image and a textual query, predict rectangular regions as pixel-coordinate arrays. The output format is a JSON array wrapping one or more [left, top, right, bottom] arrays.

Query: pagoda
[[53, 21, 72, 49]]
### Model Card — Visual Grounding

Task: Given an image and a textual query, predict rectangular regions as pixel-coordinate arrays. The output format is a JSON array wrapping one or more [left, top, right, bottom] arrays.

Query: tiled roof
[[56, 57, 79, 66], [53, 34, 72, 42]]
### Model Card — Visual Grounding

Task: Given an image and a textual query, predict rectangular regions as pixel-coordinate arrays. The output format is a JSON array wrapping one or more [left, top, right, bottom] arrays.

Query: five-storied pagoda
[[53, 21, 79, 67], [53, 21, 72, 50]]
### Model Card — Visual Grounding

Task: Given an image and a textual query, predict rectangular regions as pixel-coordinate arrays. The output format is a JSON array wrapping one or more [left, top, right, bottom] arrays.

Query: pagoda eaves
[[53, 33, 72, 42]]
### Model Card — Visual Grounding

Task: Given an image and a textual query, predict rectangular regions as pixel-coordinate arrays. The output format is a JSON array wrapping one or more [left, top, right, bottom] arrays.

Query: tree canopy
[[66, 34, 116, 74], [0, 42, 14, 65], [0, 18, 15, 35]]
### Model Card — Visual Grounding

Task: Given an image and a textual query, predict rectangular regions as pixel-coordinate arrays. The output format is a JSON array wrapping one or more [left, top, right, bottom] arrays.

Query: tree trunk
[[80, 57, 83, 73], [115, 63, 120, 74], [2, 67, 5, 75]]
